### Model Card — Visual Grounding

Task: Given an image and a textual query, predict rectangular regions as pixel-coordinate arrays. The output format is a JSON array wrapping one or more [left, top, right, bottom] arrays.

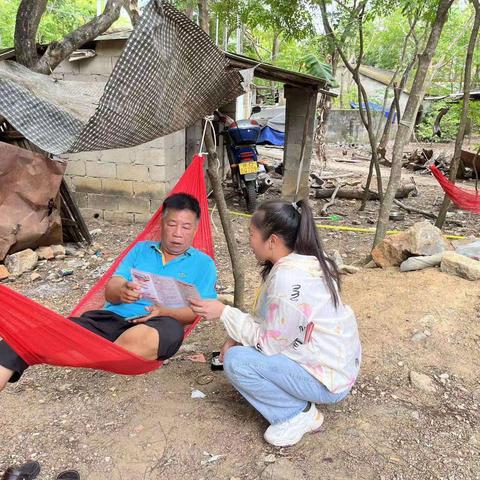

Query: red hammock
[[430, 165, 480, 214], [0, 155, 214, 375]]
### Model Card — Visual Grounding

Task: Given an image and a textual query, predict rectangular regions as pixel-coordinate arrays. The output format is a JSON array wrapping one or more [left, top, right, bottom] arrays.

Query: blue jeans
[[223, 346, 350, 425]]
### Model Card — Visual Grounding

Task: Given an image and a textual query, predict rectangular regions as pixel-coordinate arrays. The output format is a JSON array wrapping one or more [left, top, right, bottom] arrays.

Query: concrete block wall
[[57, 39, 186, 224], [325, 110, 398, 145], [65, 133, 186, 224]]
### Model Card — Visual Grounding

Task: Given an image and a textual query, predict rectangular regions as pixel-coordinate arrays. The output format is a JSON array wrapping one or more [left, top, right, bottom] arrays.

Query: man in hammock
[[0, 193, 217, 390]]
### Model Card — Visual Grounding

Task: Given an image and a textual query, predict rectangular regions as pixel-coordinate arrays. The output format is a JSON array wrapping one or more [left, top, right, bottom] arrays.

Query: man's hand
[[119, 281, 142, 304], [129, 305, 170, 324], [189, 298, 226, 320], [219, 337, 240, 362]]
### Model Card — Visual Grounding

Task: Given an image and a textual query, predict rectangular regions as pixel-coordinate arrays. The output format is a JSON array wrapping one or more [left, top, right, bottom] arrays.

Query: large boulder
[[5, 249, 38, 275], [372, 221, 449, 268], [441, 251, 480, 281], [408, 221, 449, 256], [371, 231, 412, 267]]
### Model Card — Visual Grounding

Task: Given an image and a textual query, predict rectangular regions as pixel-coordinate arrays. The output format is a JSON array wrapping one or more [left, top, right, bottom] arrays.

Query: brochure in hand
[[131, 268, 200, 308]]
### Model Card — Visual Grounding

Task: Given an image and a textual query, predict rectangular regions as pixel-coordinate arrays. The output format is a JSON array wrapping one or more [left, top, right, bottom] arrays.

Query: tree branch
[[33, 0, 125, 74]]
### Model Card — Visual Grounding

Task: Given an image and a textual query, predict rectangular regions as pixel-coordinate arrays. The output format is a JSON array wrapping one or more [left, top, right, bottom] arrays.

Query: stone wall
[[55, 39, 186, 223]]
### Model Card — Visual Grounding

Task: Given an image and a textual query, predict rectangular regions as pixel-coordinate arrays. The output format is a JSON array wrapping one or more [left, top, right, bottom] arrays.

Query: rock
[[372, 221, 449, 268], [89, 228, 102, 237], [36, 246, 55, 260], [218, 293, 234, 306], [441, 251, 480, 281], [339, 265, 360, 274], [400, 252, 444, 272], [0, 265, 10, 280], [261, 458, 305, 480], [5, 249, 38, 275], [408, 221, 449, 256], [64, 244, 79, 256], [410, 371, 436, 393], [30, 272, 42, 282], [411, 331, 428, 343], [51, 244, 66, 257], [371, 231, 412, 267], [331, 250, 344, 268], [264, 454, 276, 464]]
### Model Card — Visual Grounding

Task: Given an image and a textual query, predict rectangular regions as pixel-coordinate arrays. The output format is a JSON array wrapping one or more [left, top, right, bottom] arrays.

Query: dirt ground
[[1, 143, 479, 480]]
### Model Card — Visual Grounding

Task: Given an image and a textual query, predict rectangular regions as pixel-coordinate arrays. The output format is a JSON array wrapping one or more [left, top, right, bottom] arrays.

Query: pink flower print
[[260, 329, 282, 344], [267, 303, 279, 323], [298, 303, 312, 318], [306, 362, 324, 377]]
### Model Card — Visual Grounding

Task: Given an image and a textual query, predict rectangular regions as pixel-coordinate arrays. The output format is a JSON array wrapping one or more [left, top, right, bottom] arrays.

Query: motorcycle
[[218, 107, 272, 213]]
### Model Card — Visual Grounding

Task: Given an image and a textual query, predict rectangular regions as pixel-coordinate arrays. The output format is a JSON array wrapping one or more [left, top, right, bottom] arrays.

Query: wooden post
[[281, 85, 317, 201]]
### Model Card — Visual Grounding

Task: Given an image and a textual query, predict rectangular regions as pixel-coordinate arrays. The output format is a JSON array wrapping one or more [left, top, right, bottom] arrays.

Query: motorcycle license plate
[[239, 161, 258, 175]]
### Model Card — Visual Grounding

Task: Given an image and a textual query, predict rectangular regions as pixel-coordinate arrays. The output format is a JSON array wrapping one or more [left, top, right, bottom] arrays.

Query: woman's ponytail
[[294, 199, 341, 307]]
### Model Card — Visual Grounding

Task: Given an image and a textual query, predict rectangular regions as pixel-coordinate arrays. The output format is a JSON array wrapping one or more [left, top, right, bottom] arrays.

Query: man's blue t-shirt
[[104, 241, 217, 318]]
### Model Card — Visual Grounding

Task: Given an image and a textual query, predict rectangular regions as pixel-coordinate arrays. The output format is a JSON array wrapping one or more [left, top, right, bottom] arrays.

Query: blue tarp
[[350, 101, 397, 122], [257, 126, 285, 146]]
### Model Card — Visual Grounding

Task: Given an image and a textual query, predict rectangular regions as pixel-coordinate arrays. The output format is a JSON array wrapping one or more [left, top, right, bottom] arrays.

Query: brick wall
[[57, 39, 186, 223]]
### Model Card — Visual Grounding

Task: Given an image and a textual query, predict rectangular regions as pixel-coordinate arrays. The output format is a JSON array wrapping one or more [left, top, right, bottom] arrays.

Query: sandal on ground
[[1, 461, 41, 480], [56, 470, 80, 480]]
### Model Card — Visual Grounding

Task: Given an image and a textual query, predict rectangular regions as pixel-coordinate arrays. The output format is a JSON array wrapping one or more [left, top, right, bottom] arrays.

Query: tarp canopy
[[0, 1, 246, 155]]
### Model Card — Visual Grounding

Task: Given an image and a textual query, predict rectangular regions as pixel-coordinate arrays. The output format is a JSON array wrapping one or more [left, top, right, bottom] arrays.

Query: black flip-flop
[[56, 470, 80, 480], [1, 460, 41, 480]]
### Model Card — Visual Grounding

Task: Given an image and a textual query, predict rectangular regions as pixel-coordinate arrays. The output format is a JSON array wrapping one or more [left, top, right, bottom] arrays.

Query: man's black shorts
[[0, 310, 184, 383]]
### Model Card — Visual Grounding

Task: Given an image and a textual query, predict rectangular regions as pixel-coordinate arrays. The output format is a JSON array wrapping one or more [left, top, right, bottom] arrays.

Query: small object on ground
[[201, 452, 224, 465], [59, 269, 74, 277], [211, 351, 224, 371], [196, 374, 214, 385], [186, 353, 207, 363], [56, 470, 80, 480], [1, 460, 41, 480], [389, 211, 405, 221], [409, 370, 436, 393], [191, 389, 206, 399], [30, 272, 42, 282]]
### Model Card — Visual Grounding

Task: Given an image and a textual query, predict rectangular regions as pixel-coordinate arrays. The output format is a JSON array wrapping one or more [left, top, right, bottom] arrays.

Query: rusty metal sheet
[[0, 141, 66, 261]]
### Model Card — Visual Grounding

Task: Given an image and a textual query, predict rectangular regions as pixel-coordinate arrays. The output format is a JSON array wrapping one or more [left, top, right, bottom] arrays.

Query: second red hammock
[[0, 155, 214, 376], [430, 165, 480, 214]]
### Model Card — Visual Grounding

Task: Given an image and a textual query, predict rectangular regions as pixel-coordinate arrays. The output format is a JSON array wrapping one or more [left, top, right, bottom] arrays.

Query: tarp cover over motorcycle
[[0, 0, 246, 155]]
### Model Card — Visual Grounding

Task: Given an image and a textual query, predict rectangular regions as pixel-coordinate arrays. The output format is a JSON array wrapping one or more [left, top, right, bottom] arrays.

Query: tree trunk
[[14, 0, 48, 68], [31, 0, 124, 74], [198, 9, 245, 309], [271, 31, 280, 63], [435, 0, 480, 229], [373, 0, 455, 246], [318, 0, 383, 209], [204, 126, 245, 309], [198, 0, 210, 36]]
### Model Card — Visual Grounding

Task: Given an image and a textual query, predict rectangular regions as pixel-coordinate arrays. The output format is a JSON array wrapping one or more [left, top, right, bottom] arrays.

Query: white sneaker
[[264, 403, 324, 447]]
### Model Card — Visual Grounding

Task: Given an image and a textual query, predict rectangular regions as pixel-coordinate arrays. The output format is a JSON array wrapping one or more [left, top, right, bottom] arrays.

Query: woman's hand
[[189, 298, 226, 320], [219, 337, 239, 362]]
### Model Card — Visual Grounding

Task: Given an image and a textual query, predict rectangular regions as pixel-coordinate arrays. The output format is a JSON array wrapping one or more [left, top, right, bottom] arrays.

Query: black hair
[[162, 193, 200, 219], [251, 199, 341, 307]]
